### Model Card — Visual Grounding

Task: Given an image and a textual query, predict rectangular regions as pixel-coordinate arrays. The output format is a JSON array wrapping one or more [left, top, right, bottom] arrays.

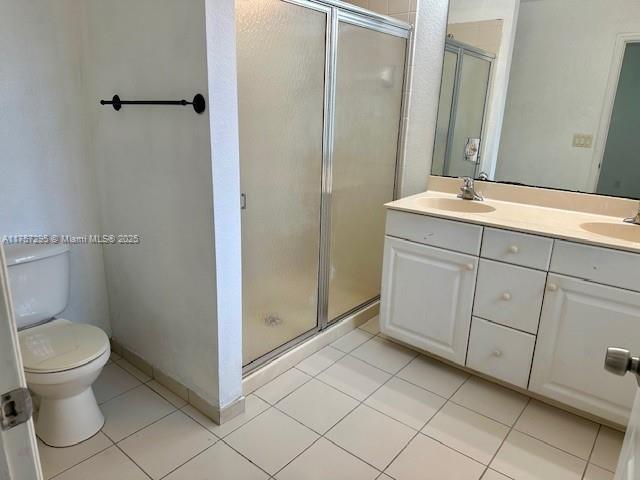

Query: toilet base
[[36, 387, 104, 447]]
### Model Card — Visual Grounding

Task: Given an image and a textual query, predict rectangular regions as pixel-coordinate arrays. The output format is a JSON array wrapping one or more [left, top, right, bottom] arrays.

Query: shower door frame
[[440, 38, 494, 178], [242, 0, 411, 373]]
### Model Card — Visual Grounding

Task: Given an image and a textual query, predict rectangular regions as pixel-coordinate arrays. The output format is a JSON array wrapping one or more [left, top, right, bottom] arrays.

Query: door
[[530, 274, 640, 425], [0, 245, 42, 480], [236, 0, 328, 365], [597, 42, 640, 198], [616, 387, 640, 480], [326, 18, 407, 322], [379, 236, 478, 365]]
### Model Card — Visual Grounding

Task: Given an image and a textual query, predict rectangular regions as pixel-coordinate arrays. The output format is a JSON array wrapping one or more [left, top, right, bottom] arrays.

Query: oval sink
[[580, 222, 640, 243], [416, 197, 496, 214]]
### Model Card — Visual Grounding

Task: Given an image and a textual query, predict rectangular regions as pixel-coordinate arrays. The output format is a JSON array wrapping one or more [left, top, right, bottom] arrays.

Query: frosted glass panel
[[432, 50, 458, 176], [328, 23, 406, 321], [237, 0, 326, 365], [446, 54, 491, 178]]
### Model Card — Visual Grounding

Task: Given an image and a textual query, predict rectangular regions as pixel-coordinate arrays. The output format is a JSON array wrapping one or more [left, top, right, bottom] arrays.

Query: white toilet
[[5, 243, 110, 447]]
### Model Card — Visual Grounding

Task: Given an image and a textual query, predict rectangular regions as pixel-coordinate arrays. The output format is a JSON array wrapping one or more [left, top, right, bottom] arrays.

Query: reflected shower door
[[446, 53, 491, 177], [237, 0, 327, 365], [432, 50, 458, 176], [327, 22, 406, 321]]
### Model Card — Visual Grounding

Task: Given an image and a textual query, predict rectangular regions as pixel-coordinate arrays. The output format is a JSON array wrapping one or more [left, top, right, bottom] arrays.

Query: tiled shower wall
[[345, 0, 417, 25]]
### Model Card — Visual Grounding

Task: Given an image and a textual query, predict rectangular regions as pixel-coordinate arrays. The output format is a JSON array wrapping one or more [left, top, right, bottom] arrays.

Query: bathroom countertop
[[386, 190, 640, 254]]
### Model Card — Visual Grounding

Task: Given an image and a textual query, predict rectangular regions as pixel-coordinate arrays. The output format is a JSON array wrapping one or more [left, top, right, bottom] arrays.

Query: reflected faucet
[[458, 177, 483, 201], [624, 202, 640, 225]]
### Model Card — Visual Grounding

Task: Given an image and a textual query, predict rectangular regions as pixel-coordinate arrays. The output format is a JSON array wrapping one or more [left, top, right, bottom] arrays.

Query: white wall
[[448, 0, 519, 178], [84, 0, 241, 408], [0, 0, 111, 333], [497, 0, 640, 192]]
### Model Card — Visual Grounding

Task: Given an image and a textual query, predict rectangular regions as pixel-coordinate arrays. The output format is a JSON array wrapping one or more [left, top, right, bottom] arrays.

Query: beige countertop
[[386, 190, 640, 254]]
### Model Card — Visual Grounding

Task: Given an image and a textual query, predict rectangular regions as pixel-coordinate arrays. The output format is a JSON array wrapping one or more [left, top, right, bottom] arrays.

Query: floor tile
[[396, 355, 468, 398], [364, 377, 445, 430], [491, 430, 586, 480], [590, 426, 623, 472], [38, 433, 112, 479], [225, 408, 318, 475], [254, 368, 311, 405], [276, 438, 379, 480], [118, 410, 216, 479], [276, 379, 358, 434], [147, 380, 188, 408], [101, 384, 175, 442], [164, 442, 269, 480], [331, 329, 373, 353], [116, 358, 152, 382], [93, 363, 141, 404], [317, 355, 391, 401], [53, 446, 148, 480], [296, 346, 345, 376], [451, 377, 528, 426], [326, 405, 415, 470], [350, 337, 417, 374], [514, 400, 598, 459], [422, 402, 509, 465], [377, 475, 394, 480], [386, 433, 485, 480], [360, 316, 380, 335], [481, 469, 511, 480], [183, 394, 269, 438], [584, 463, 615, 480]]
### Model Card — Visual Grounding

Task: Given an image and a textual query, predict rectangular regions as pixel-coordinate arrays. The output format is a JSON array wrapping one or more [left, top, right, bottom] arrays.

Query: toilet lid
[[19, 319, 110, 373]]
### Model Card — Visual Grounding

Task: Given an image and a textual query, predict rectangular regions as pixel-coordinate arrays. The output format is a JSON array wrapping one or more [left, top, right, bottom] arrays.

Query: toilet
[[5, 243, 110, 447]]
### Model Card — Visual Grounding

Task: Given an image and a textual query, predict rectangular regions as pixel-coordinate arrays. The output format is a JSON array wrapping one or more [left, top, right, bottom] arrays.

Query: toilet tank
[[3, 243, 70, 329]]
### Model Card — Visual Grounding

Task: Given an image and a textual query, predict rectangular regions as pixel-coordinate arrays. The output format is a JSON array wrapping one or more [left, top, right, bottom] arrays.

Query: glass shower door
[[432, 50, 458, 176], [327, 21, 406, 321], [236, 0, 327, 365]]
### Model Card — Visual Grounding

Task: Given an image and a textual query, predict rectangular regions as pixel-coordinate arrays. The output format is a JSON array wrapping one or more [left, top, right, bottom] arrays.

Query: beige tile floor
[[38, 317, 624, 479]]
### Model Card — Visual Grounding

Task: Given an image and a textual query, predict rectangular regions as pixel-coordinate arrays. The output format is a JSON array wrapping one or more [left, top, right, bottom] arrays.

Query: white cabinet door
[[530, 274, 640, 425], [380, 236, 478, 365]]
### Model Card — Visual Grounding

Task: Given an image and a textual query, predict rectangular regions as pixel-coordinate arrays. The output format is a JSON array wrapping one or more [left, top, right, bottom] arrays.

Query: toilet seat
[[19, 318, 109, 374]]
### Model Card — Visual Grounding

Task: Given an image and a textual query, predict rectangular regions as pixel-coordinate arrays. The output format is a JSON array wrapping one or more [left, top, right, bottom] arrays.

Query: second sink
[[580, 222, 640, 242]]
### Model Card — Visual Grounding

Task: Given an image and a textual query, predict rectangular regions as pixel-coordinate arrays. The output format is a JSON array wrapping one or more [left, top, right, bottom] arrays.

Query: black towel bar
[[99, 94, 206, 114]]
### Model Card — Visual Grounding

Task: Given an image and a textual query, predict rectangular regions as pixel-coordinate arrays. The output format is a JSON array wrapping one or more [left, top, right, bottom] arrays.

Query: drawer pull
[[492, 349, 503, 358], [465, 263, 475, 271], [501, 292, 512, 301], [547, 283, 558, 292], [508, 245, 519, 254]]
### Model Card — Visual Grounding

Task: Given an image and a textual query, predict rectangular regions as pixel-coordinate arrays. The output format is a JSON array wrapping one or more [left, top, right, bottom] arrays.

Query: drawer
[[473, 259, 546, 334], [481, 227, 553, 270], [466, 317, 535, 389], [551, 240, 640, 292], [386, 209, 482, 255]]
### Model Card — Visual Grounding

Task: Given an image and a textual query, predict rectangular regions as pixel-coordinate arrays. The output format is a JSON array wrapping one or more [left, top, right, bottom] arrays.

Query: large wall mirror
[[432, 0, 640, 199]]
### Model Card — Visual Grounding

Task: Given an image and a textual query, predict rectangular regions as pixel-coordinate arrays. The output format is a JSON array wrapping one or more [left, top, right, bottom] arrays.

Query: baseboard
[[109, 339, 245, 426]]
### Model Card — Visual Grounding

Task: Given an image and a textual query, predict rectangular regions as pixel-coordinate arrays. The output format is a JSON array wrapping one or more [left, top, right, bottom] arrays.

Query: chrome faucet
[[458, 177, 483, 201], [624, 202, 640, 225]]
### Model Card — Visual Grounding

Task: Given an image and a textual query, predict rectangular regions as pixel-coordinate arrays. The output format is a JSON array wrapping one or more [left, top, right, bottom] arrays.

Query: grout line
[[113, 443, 154, 480], [480, 397, 531, 479], [580, 424, 602, 480], [47, 441, 114, 480]]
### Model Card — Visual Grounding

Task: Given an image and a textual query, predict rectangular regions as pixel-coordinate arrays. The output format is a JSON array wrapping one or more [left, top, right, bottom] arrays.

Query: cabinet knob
[[464, 263, 475, 271], [492, 349, 503, 358], [508, 245, 519, 254], [501, 292, 511, 301], [547, 283, 558, 292]]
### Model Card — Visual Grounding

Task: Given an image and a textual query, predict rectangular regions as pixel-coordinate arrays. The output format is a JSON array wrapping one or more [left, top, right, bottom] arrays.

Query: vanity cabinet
[[380, 236, 477, 364], [381, 208, 640, 425]]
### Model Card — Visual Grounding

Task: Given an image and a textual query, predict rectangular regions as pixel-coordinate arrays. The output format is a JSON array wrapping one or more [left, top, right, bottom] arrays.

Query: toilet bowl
[[19, 319, 110, 446], [5, 243, 111, 447]]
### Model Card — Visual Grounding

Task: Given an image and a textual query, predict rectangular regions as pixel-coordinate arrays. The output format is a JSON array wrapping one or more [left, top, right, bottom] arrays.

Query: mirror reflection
[[432, 0, 640, 199]]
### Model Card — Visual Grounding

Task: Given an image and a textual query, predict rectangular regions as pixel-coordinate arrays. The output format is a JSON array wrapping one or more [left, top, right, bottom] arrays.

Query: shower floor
[[39, 317, 623, 480]]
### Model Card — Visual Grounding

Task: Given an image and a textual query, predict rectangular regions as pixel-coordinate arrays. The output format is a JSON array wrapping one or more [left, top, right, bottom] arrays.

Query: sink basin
[[580, 222, 640, 242], [416, 197, 496, 214]]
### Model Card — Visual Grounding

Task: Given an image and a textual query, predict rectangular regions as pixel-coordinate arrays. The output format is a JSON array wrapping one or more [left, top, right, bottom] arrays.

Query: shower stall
[[432, 38, 494, 178], [236, 0, 409, 369]]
